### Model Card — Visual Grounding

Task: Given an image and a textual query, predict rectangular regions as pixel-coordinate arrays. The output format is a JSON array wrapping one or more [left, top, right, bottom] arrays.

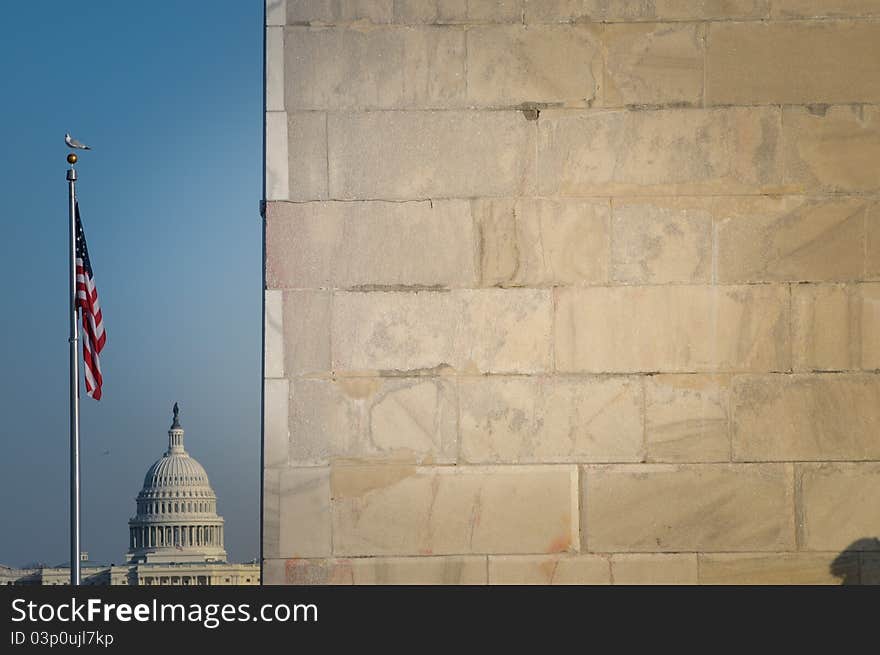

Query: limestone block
[[488, 555, 610, 584], [289, 379, 360, 465], [866, 201, 880, 279], [603, 23, 704, 107], [783, 105, 880, 193], [289, 377, 458, 465], [265, 200, 477, 288], [287, 112, 327, 200], [707, 21, 880, 105], [282, 290, 331, 376], [798, 463, 880, 552], [286, 0, 393, 23], [393, 0, 523, 23], [459, 376, 644, 463], [583, 464, 795, 552], [538, 107, 783, 196], [285, 26, 465, 109], [466, 24, 602, 107], [475, 197, 609, 287], [731, 374, 880, 461], [331, 464, 579, 555], [264, 379, 290, 469], [264, 467, 331, 558], [555, 285, 790, 373], [525, 0, 769, 22], [610, 197, 712, 284], [267, 0, 286, 25], [261, 558, 286, 585], [328, 110, 535, 199], [792, 284, 880, 371], [279, 556, 487, 584], [266, 27, 285, 111], [265, 114, 289, 201], [611, 554, 698, 585], [716, 196, 867, 283], [698, 553, 857, 585], [264, 289, 284, 378], [263, 471, 281, 561], [645, 375, 730, 463], [332, 289, 552, 373], [772, 0, 880, 19]]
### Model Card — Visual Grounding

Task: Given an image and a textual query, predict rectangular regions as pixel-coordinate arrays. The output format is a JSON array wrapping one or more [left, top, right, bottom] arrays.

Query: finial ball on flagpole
[[67, 153, 78, 165]]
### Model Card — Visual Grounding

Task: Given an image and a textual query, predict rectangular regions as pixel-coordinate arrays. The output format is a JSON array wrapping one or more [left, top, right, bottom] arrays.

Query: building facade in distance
[[4, 405, 258, 586]]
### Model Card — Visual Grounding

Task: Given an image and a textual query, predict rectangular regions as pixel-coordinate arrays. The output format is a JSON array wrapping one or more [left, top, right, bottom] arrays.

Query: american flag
[[75, 203, 106, 400]]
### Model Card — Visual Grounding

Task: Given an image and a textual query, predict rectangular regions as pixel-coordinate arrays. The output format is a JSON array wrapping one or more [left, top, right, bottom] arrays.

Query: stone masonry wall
[[262, 0, 880, 584]]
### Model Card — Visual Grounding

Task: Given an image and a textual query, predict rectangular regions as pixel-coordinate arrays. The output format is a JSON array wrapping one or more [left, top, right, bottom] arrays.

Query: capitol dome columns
[[127, 404, 227, 565]]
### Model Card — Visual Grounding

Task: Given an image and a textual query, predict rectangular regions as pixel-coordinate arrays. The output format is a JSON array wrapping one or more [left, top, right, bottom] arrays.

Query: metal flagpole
[[67, 152, 81, 586]]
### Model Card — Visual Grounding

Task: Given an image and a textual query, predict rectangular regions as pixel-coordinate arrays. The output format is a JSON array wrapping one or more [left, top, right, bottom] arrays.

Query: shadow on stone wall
[[831, 538, 880, 585]]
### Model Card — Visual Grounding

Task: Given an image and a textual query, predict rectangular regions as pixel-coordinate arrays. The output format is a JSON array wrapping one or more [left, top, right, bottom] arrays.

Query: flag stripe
[[75, 203, 105, 400]]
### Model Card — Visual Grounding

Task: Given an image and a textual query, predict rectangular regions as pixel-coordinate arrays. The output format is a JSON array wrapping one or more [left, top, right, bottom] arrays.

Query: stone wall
[[262, 0, 880, 584]]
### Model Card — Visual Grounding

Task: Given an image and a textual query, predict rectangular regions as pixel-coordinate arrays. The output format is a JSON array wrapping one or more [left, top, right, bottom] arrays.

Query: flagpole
[[67, 152, 81, 586]]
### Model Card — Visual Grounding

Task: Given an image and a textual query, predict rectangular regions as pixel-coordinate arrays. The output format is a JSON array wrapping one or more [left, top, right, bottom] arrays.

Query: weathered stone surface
[[459, 376, 644, 463], [783, 105, 880, 193], [525, 0, 769, 22], [466, 24, 601, 107], [277, 556, 487, 584], [798, 463, 880, 552], [698, 553, 857, 585], [264, 379, 290, 469], [331, 464, 579, 555], [610, 198, 712, 284], [538, 108, 782, 196], [393, 0, 523, 23], [866, 201, 880, 279], [792, 284, 880, 371], [707, 21, 880, 106], [285, 26, 465, 109], [584, 464, 795, 552], [266, 200, 477, 288], [289, 377, 458, 465], [265, 115, 289, 201], [771, 0, 880, 19], [266, 27, 285, 111], [603, 23, 704, 107], [475, 198, 609, 287], [289, 380, 360, 465], [332, 289, 552, 373], [264, 289, 284, 378], [282, 290, 331, 376], [286, 0, 393, 23], [716, 196, 867, 283], [488, 555, 610, 584], [267, 0, 286, 26], [328, 110, 535, 199], [555, 285, 790, 373], [264, 468, 331, 558], [645, 375, 730, 463], [287, 112, 327, 200], [732, 374, 880, 461], [611, 554, 698, 585], [262, 558, 286, 585]]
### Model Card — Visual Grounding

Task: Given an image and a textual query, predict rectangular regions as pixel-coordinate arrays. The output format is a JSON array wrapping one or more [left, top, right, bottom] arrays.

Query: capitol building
[[2, 405, 259, 586]]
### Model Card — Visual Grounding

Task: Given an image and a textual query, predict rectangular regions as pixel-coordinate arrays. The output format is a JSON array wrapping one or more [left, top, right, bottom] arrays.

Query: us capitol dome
[[2, 403, 259, 585], [127, 402, 227, 564]]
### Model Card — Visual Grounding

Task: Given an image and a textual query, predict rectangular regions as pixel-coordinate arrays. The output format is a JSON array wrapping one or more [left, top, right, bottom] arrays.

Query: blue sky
[[0, 1, 263, 566]]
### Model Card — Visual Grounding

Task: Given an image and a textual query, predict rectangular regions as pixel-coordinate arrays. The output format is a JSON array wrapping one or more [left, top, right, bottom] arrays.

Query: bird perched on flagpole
[[65, 132, 92, 150]]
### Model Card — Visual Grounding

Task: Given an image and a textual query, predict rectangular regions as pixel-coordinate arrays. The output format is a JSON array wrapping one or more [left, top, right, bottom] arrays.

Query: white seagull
[[65, 132, 92, 150]]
